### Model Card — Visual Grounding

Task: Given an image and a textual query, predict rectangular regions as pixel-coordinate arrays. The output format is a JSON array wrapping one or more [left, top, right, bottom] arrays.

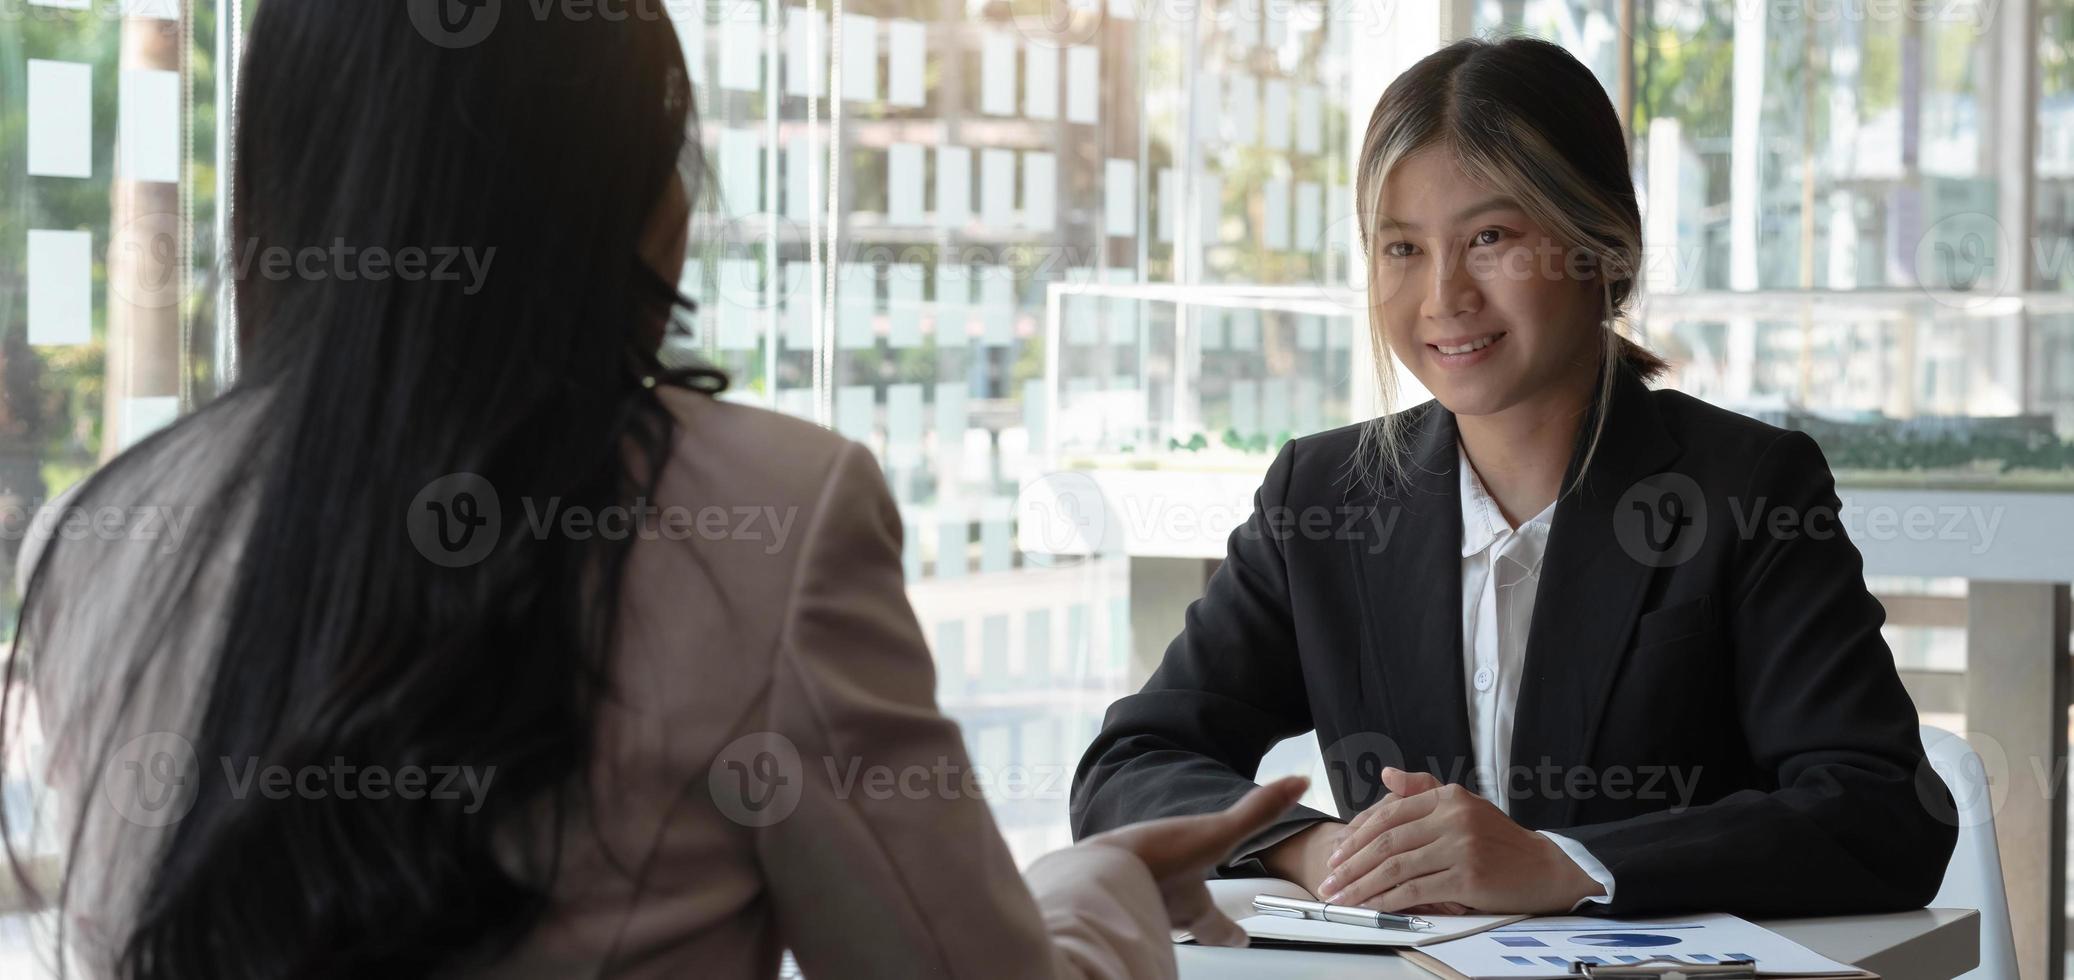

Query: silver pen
[[1252, 894, 1433, 931]]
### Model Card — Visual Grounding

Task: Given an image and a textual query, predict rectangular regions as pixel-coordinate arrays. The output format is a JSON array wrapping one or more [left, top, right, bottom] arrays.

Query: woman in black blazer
[[1070, 36, 1957, 919]]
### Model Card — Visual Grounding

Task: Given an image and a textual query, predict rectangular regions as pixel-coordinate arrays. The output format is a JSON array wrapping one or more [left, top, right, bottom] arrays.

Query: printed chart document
[[1401, 914, 1875, 978], [1176, 878, 1526, 948]]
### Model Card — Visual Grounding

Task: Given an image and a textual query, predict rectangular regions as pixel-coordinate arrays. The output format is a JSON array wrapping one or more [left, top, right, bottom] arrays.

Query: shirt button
[[1473, 667, 1494, 691]]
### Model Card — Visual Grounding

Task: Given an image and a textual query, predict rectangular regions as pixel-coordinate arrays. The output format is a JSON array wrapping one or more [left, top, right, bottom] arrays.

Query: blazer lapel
[[1507, 368, 1683, 828], [1346, 404, 1480, 798]]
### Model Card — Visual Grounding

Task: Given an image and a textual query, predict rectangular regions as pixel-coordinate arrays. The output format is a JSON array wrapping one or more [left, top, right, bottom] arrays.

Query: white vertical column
[[1645, 118, 1682, 296], [1725, 5, 1767, 422], [1729, 4, 1766, 292], [1990, 0, 2040, 421]]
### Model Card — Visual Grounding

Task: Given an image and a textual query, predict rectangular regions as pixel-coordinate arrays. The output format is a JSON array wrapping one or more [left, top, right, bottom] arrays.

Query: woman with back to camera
[[1071, 36, 1957, 918], [0, 3, 1306, 977]]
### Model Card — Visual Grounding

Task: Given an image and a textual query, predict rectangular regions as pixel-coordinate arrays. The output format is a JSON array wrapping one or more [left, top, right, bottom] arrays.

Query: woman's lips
[[1428, 331, 1507, 367]]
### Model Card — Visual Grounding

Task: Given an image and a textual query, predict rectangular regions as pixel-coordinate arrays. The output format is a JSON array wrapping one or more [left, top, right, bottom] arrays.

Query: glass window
[[11, 0, 2059, 916], [1634, 0, 2008, 292], [1, 3, 236, 958], [2, 9, 234, 620], [660, 0, 1363, 860]]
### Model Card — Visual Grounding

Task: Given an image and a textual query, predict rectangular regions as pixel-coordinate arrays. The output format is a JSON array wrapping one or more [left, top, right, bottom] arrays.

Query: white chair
[[1919, 725, 2019, 980]]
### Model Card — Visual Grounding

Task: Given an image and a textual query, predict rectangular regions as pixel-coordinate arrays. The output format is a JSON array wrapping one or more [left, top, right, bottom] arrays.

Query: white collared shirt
[[1457, 442, 1616, 909]]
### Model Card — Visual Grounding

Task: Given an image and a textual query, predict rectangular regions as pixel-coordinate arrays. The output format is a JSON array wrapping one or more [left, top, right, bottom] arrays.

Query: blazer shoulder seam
[[762, 439, 964, 975], [771, 439, 876, 676], [723, 439, 860, 791]]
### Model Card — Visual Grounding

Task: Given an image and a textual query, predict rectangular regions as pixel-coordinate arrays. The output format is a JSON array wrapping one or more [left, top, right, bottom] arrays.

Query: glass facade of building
[[5, 1, 2073, 971]]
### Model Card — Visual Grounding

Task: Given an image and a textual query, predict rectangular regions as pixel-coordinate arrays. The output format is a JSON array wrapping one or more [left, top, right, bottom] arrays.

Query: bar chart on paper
[[1410, 915, 1871, 978]]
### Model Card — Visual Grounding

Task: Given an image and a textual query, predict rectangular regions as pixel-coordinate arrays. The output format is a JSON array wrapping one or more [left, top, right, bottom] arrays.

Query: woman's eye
[[1472, 228, 1505, 247], [1384, 242, 1416, 258]]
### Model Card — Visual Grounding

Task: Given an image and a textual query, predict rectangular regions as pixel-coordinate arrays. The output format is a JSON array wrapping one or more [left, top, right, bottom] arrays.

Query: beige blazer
[[22, 388, 1176, 980]]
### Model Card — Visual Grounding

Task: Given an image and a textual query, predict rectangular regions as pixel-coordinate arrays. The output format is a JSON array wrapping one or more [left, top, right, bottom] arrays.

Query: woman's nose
[[1420, 250, 1483, 320]]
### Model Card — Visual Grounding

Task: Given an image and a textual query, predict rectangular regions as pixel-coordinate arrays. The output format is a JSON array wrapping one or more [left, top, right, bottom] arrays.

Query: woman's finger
[[1380, 767, 1443, 798], [1365, 868, 1462, 914], [1324, 834, 1452, 907], [1346, 768, 1439, 833], [1321, 810, 1447, 900], [1182, 776, 1308, 862], [1123, 776, 1310, 880], [1089, 777, 1311, 894], [1344, 790, 1404, 838], [1333, 810, 1382, 867], [1183, 903, 1250, 948], [1213, 776, 1310, 839], [1329, 788, 1444, 871]]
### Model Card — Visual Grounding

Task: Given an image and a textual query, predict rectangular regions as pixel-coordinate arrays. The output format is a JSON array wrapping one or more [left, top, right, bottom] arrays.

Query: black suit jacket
[[1069, 367, 1957, 917]]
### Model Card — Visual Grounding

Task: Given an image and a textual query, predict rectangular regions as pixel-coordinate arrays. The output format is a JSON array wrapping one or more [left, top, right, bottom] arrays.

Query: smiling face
[[1369, 145, 1605, 424]]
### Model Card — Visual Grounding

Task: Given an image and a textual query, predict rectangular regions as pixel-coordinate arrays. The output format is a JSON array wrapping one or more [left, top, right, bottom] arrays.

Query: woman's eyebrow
[[1380, 196, 1524, 231]]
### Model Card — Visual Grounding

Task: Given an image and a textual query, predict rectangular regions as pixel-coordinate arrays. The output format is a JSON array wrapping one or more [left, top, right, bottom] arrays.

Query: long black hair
[[3, 3, 722, 976]]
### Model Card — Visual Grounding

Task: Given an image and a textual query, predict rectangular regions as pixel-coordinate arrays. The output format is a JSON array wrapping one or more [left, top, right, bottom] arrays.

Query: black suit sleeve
[[1551, 431, 1958, 916], [1069, 440, 1332, 876]]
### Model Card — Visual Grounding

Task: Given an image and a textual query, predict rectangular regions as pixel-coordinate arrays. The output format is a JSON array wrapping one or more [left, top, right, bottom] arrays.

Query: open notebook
[[1175, 877, 1528, 948]]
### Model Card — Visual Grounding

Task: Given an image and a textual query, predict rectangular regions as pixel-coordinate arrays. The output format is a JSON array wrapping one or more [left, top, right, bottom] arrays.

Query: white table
[[1175, 908, 1979, 979]]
